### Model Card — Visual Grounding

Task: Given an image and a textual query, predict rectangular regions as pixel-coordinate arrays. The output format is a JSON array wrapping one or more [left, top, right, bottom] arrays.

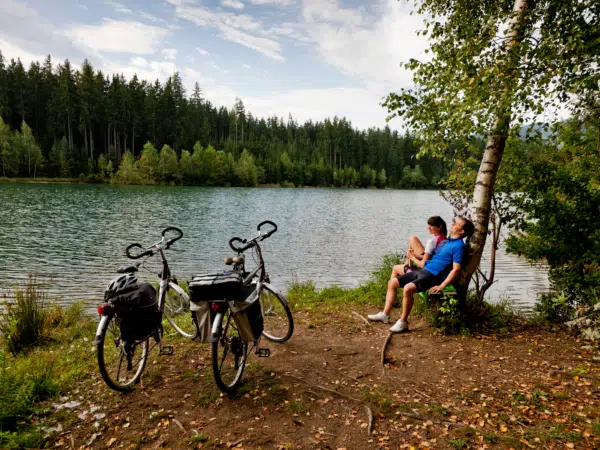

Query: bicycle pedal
[[256, 348, 270, 358], [160, 346, 174, 356]]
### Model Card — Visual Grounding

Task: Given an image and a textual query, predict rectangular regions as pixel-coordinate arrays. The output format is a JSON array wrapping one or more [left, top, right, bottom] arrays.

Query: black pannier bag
[[189, 272, 244, 302], [110, 283, 161, 341]]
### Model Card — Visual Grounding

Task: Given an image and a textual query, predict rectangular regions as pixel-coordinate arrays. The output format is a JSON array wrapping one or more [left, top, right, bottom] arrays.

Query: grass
[[1, 276, 49, 355], [287, 253, 403, 312], [448, 437, 469, 449], [0, 279, 97, 448]]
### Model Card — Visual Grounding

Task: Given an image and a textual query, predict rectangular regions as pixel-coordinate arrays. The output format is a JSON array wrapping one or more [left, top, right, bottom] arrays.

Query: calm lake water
[[0, 183, 548, 313]]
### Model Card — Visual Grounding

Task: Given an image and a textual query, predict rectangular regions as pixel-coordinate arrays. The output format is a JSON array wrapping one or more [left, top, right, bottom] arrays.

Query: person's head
[[451, 217, 475, 240], [427, 216, 447, 237]]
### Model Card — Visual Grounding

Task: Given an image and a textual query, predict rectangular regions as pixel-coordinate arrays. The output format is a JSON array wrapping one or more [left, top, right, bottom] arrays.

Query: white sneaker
[[367, 312, 390, 324], [390, 320, 409, 333]]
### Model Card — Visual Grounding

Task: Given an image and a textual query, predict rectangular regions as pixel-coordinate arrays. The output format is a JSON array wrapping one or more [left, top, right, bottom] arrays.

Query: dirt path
[[52, 308, 599, 449]]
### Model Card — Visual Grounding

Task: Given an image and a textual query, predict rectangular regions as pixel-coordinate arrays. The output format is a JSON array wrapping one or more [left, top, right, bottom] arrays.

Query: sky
[[0, 0, 430, 130]]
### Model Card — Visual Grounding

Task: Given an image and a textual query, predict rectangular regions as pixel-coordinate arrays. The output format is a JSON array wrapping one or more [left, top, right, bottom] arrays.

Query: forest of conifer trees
[[0, 51, 449, 187]]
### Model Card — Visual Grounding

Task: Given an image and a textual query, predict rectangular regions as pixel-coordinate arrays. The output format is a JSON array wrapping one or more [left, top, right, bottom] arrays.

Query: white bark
[[466, 0, 527, 279]]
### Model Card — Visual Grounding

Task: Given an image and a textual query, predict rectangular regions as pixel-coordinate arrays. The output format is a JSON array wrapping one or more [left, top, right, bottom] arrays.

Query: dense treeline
[[0, 51, 448, 187]]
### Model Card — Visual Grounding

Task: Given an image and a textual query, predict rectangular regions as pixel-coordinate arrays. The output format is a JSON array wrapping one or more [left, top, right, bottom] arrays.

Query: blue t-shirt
[[423, 238, 466, 277]]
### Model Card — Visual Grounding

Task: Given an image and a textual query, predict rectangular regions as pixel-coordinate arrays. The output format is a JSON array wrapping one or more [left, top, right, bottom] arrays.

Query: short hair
[[427, 216, 447, 236], [460, 218, 475, 239]]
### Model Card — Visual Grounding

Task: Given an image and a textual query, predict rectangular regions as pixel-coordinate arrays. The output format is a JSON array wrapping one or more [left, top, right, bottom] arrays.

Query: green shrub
[[1, 277, 48, 355], [533, 291, 575, 323]]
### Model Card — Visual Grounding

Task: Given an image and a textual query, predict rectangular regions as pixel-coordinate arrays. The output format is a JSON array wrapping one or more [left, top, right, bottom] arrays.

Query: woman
[[391, 216, 448, 279]]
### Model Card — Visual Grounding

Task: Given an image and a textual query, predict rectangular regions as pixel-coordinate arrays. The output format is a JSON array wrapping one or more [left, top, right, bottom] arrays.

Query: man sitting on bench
[[368, 217, 475, 333]]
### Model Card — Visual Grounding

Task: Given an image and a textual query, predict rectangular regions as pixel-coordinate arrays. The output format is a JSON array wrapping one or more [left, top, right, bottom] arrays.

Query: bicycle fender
[[210, 312, 223, 343], [93, 315, 111, 345], [262, 283, 289, 306]]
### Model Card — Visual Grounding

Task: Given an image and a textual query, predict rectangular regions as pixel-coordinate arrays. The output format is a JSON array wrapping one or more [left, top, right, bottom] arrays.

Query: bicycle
[[94, 227, 197, 391], [205, 221, 294, 392], [226, 220, 294, 344]]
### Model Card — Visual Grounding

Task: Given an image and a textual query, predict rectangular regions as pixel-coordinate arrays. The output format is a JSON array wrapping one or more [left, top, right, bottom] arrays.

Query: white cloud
[[217, 25, 283, 61], [221, 0, 245, 10], [162, 48, 178, 60], [248, 0, 292, 5], [167, 0, 284, 61], [197, 48, 210, 56], [106, 57, 177, 83], [241, 87, 398, 130], [140, 11, 166, 23], [242, 63, 251, 69], [301, 0, 428, 88], [105, 1, 132, 14], [65, 19, 168, 54], [1, 0, 38, 18]]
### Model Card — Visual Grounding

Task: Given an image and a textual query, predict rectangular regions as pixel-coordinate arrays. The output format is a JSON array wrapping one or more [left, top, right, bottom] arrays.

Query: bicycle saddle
[[224, 256, 245, 265], [116, 262, 142, 273]]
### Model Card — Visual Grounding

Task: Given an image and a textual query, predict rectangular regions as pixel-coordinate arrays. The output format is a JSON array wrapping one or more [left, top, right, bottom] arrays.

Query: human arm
[[429, 262, 461, 293], [408, 249, 430, 268]]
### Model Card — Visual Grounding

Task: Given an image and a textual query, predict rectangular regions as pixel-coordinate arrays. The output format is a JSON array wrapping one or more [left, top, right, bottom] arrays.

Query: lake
[[0, 183, 548, 313]]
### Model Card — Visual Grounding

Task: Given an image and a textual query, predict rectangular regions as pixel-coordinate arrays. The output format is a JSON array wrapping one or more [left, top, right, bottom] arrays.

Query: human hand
[[429, 285, 442, 294]]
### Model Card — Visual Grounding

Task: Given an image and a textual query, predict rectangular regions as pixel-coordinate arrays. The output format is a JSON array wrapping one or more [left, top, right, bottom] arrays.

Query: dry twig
[[282, 374, 361, 402], [365, 405, 374, 434], [381, 332, 394, 367], [351, 311, 371, 327]]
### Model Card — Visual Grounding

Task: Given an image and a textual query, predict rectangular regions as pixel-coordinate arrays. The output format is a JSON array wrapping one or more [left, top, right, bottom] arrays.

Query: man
[[368, 217, 475, 333]]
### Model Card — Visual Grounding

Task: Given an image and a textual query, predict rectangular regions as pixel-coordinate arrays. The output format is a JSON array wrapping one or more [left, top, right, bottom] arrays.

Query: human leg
[[383, 277, 401, 316], [400, 282, 417, 321], [390, 264, 406, 280], [368, 276, 404, 323]]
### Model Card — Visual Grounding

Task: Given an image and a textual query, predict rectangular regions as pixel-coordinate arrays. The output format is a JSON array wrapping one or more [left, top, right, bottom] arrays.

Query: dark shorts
[[397, 268, 444, 292]]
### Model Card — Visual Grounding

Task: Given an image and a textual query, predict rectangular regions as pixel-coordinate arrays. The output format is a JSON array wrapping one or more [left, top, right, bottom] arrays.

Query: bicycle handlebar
[[228, 221, 278, 253], [257, 220, 277, 238], [125, 227, 184, 259], [162, 226, 183, 249]]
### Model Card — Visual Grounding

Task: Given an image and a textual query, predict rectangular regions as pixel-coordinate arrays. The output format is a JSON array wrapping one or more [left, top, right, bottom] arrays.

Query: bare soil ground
[[49, 306, 599, 450]]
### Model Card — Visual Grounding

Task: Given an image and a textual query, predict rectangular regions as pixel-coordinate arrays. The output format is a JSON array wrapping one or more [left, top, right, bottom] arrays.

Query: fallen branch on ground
[[351, 311, 371, 327], [381, 332, 393, 367], [365, 405, 374, 434], [397, 411, 459, 428], [282, 373, 361, 402]]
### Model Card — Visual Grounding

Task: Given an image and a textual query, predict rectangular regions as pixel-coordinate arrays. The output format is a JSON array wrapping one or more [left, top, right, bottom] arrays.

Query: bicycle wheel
[[260, 284, 294, 343], [97, 314, 149, 392], [164, 282, 198, 339], [211, 309, 248, 393]]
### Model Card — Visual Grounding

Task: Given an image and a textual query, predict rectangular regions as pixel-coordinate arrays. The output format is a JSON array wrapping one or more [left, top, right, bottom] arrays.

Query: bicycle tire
[[211, 309, 248, 393], [97, 314, 149, 392], [164, 282, 198, 339], [260, 284, 294, 343]]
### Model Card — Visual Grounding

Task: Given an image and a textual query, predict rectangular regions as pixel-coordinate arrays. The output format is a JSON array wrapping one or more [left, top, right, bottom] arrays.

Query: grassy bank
[[0, 280, 97, 448]]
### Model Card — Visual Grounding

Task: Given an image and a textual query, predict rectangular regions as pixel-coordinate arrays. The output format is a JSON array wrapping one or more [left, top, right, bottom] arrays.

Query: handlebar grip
[[257, 220, 277, 238], [229, 237, 245, 253], [126, 243, 153, 259], [163, 226, 183, 249]]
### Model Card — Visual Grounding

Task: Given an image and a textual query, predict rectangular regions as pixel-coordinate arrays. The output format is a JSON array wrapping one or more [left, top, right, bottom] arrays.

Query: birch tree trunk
[[465, 0, 528, 282]]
